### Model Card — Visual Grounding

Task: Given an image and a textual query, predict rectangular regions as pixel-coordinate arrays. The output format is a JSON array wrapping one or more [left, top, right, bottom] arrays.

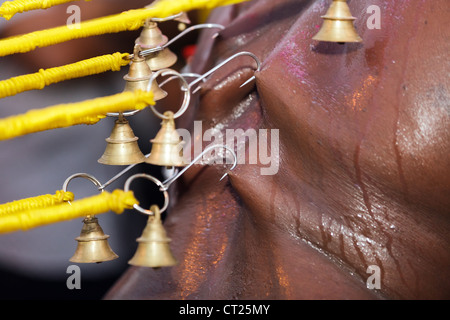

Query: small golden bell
[[128, 205, 178, 268], [124, 45, 167, 101], [98, 118, 146, 166], [312, 0, 362, 43], [70, 216, 118, 263], [135, 20, 178, 70], [146, 111, 186, 167]]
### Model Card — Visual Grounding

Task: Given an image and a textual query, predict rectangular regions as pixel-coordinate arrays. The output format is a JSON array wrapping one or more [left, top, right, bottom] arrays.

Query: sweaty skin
[[106, 0, 450, 299]]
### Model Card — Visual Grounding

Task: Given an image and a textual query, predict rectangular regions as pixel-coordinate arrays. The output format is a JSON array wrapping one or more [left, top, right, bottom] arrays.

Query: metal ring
[[106, 109, 142, 118], [150, 12, 184, 22], [62, 173, 103, 192], [147, 69, 191, 120], [62, 173, 103, 205], [124, 173, 169, 216]]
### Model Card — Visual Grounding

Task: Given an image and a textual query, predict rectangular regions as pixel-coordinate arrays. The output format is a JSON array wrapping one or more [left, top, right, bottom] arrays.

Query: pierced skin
[[106, 0, 450, 299]]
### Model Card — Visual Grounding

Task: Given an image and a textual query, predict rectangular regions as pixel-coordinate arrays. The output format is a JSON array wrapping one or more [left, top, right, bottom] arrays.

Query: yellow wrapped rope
[[0, 190, 74, 215], [0, 189, 138, 233], [0, 0, 89, 20], [0, 89, 154, 140], [0, 0, 249, 57], [153, 0, 248, 12], [0, 52, 130, 99]]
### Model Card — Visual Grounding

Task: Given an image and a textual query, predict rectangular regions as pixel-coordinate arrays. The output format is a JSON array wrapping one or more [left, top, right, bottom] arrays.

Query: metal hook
[[161, 144, 237, 191], [144, 2, 190, 24], [188, 51, 261, 94], [149, 12, 188, 23], [139, 23, 225, 57], [62, 173, 103, 205], [147, 69, 191, 120], [124, 173, 170, 216], [158, 72, 206, 88]]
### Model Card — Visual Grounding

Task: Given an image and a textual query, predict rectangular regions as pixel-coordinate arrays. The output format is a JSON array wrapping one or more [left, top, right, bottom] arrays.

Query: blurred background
[[0, 0, 201, 299]]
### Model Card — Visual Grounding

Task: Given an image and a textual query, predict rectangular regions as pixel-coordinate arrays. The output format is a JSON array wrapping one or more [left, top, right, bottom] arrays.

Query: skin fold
[[106, 0, 450, 299]]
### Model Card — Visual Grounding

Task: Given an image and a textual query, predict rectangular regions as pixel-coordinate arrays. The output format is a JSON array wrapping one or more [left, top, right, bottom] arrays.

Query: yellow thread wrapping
[[0, 52, 130, 99], [0, 89, 154, 140], [0, 0, 89, 20], [0, 0, 249, 56], [0, 189, 138, 233], [0, 190, 74, 215]]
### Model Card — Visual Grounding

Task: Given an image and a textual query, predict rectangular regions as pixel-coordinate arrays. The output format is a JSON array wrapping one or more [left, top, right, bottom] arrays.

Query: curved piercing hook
[[124, 173, 169, 216], [139, 24, 225, 57], [147, 69, 191, 120], [150, 12, 188, 23], [188, 51, 261, 94], [144, 2, 190, 23], [63, 173, 103, 192], [62, 173, 103, 205], [159, 73, 206, 88], [106, 109, 143, 119], [161, 144, 237, 191]]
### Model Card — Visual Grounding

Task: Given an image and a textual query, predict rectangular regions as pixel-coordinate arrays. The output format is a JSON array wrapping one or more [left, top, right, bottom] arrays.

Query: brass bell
[[312, 0, 362, 43], [135, 19, 178, 71], [146, 111, 186, 167], [70, 216, 118, 263], [98, 117, 146, 165], [128, 205, 178, 268], [124, 45, 167, 101]]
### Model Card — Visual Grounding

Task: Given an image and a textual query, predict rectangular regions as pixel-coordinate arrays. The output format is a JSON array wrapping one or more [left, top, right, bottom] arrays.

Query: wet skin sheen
[[106, 0, 450, 299]]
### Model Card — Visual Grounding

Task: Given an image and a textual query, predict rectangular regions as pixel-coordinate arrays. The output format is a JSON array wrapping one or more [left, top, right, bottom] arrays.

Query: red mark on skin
[[350, 75, 376, 112]]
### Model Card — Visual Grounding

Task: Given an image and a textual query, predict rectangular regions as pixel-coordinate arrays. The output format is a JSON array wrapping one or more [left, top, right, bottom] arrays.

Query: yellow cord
[[0, 89, 154, 141], [0, 52, 130, 99], [0, 0, 89, 20], [0, 190, 74, 215], [0, 189, 138, 233], [0, 0, 249, 57]]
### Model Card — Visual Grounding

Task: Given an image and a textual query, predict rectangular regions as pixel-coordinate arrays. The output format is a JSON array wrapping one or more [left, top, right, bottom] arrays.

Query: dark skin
[[106, 0, 450, 299]]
